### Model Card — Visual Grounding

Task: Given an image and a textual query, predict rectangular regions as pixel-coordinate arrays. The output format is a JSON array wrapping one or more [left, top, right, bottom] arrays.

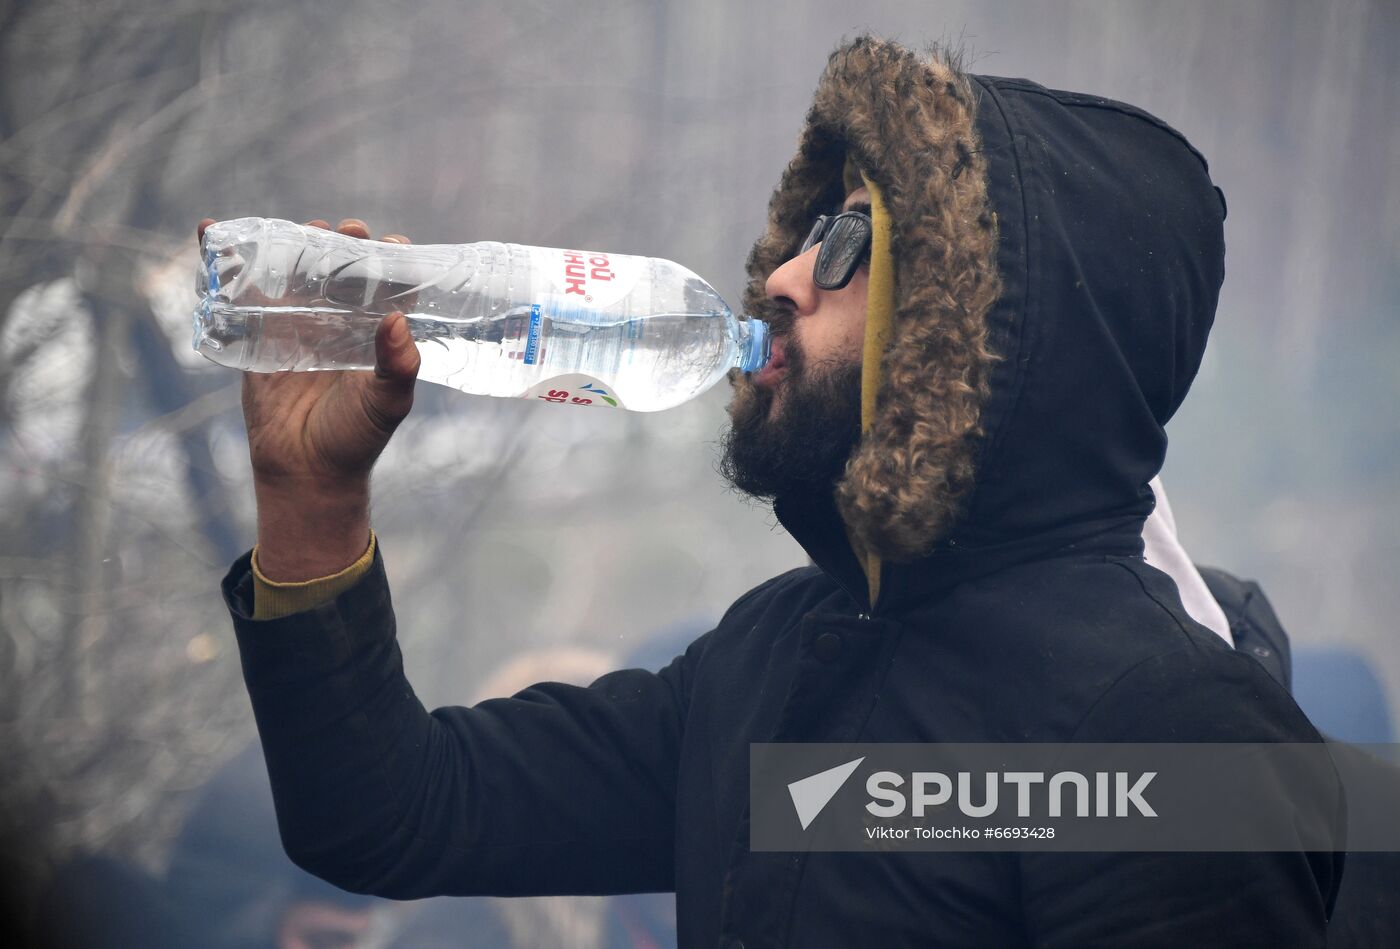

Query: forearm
[[253, 476, 371, 582], [228, 544, 456, 896]]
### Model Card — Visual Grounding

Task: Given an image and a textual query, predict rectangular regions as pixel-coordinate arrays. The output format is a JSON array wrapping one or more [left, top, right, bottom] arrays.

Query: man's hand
[[197, 217, 421, 581]]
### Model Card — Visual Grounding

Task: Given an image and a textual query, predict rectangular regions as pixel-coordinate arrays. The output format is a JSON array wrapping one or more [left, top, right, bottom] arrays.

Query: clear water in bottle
[[193, 218, 769, 412]]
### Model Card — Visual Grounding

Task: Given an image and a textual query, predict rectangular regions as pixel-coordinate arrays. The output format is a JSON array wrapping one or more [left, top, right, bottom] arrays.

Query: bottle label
[[524, 374, 625, 409], [537, 248, 641, 310]]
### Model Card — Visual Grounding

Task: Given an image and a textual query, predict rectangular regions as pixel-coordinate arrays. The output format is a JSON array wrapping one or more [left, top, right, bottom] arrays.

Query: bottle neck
[[735, 316, 771, 372]]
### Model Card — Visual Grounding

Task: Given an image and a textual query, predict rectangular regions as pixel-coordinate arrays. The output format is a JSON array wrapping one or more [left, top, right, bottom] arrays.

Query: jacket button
[[813, 631, 844, 662]]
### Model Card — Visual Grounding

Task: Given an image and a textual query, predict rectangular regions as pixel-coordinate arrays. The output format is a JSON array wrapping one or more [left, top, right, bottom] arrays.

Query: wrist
[[253, 477, 372, 582]]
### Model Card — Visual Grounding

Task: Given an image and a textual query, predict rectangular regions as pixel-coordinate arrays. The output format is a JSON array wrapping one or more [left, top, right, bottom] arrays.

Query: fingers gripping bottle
[[193, 218, 770, 412]]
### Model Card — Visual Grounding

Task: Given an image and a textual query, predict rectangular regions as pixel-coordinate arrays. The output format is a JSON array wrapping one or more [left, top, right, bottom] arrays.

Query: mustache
[[767, 311, 796, 339], [746, 297, 796, 339]]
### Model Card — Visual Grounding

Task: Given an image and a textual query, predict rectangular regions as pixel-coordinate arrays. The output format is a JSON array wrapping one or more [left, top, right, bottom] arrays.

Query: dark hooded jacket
[[223, 37, 1343, 948]]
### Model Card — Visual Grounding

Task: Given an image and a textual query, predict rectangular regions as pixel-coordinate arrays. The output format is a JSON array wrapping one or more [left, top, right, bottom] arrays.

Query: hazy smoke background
[[1, 0, 1395, 940]]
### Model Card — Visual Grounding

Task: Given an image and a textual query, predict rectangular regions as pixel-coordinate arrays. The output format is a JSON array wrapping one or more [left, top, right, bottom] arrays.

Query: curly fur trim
[[742, 36, 1002, 561]]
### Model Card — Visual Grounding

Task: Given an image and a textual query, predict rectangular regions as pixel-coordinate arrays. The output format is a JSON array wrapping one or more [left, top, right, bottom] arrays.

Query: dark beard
[[718, 341, 863, 502]]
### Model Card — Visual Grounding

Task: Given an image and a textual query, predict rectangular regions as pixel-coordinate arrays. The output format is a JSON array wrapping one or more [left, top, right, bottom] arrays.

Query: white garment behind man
[[1142, 476, 1233, 645]]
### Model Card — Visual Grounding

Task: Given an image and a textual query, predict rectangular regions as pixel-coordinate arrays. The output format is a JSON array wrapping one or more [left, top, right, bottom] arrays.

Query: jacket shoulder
[[715, 565, 844, 630], [901, 556, 1290, 741]]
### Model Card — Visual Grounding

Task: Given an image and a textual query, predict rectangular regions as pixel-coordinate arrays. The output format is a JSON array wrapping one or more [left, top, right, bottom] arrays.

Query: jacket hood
[[746, 36, 1227, 610]]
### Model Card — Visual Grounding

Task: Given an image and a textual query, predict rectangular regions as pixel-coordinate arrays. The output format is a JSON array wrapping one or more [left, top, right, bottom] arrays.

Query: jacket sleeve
[[221, 543, 698, 900], [1018, 647, 1346, 949]]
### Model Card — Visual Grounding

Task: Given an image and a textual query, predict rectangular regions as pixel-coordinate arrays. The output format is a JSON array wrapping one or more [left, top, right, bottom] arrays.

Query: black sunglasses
[[799, 210, 873, 290]]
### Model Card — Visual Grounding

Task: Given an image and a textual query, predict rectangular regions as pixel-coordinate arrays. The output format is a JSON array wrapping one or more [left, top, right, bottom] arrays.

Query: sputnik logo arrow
[[787, 757, 865, 830]]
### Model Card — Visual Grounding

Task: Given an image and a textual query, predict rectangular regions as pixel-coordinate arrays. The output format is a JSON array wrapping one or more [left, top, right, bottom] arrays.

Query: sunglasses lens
[[815, 214, 870, 288]]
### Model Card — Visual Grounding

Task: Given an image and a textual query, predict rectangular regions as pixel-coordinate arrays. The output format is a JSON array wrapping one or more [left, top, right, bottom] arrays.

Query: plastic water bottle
[[193, 217, 770, 412]]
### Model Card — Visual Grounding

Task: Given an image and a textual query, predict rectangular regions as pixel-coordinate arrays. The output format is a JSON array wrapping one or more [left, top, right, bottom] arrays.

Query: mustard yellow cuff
[[251, 531, 377, 621]]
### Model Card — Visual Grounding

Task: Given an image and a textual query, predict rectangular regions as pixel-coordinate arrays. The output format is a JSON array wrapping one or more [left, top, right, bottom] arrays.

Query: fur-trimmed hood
[[748, 37, 1227, 610]]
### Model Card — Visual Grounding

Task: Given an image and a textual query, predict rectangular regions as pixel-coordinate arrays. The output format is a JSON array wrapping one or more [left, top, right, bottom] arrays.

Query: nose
[[764, 245, 821, 316]]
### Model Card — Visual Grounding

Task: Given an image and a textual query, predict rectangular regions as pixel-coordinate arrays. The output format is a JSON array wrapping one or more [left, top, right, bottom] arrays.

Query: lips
[[752, 336, 788, 388]]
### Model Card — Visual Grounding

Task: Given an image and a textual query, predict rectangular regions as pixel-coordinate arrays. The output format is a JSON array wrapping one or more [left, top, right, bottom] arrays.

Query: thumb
[[368, 311, 420, 424], [374, 311, 420, 379]]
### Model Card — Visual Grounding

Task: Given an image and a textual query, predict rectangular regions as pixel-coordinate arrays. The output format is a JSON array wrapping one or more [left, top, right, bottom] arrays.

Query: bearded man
[[215, 36, 1342, 947]]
